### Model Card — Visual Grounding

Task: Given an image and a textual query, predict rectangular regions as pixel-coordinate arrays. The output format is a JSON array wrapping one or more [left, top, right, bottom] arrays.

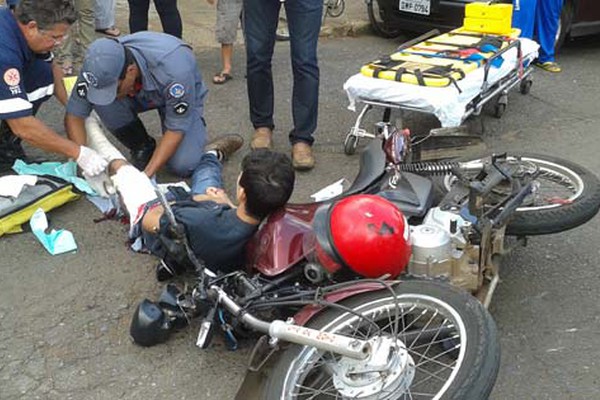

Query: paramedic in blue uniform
[[0, 0, 108, 175], [512, 0, 564, 72], [65, 32, 209, 178]]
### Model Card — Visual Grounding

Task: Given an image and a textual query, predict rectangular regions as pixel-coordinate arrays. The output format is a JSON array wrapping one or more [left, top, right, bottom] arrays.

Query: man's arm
[[143, 129, 183, 177], [193, 187, 235, 208], [7, 116, 80, 159], [65, 113, 88, 145], [142, 206, 165, 234], [142, 187, 234, 233], [52, 61, 68, 106]]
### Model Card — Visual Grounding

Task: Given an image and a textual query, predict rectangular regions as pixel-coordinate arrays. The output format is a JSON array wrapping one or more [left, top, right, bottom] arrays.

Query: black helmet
[[130, 299, 172, 347]]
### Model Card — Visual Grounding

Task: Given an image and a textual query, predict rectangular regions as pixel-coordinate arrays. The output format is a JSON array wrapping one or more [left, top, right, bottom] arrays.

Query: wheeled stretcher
[[342, 29, 539, 155]]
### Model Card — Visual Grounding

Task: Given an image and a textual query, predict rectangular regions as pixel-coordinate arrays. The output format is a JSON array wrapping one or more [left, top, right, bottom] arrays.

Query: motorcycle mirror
[[130, 299, 172, 347]]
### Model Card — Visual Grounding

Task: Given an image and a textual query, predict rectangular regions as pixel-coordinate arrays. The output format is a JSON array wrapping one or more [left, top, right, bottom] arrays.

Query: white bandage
[[111, 165, 158, 225], [85, 112, 125, 162]]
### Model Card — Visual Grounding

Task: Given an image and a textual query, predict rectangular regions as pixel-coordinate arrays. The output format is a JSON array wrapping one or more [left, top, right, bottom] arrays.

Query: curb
[[320, 21, 372, 38]]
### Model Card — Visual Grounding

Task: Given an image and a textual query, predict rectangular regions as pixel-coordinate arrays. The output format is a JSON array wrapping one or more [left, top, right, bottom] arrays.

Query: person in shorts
[[207, 0, 243, 84]]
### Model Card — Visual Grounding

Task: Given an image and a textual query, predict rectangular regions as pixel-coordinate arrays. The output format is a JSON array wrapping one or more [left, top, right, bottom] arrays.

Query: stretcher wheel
[[520, 79, 533, 95], [494, 103, 507, 118], [344, 133, 359, 155]]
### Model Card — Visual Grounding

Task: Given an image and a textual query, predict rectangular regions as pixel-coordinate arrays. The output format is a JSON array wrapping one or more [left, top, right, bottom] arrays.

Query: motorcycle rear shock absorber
[[398, 161, 460, 176]]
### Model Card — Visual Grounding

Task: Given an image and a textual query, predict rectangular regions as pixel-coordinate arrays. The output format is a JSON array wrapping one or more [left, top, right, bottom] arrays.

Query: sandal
[[95, 27, 121, 37], [213, 72, 233, 85], [534, 61, 561, 73]]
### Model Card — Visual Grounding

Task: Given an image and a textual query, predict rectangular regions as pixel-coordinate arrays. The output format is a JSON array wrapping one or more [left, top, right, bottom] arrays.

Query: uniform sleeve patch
[[168, 83, 185, 99], [173, 101, 189, 115], [76, 82, 88, 98], [3, 68, 21, 86], [82, 72, 98, 87]]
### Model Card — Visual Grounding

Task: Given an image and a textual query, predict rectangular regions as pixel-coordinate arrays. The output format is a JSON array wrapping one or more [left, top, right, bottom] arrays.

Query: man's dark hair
[[14, 0, 76, 30], [240, 149, 295, 220]]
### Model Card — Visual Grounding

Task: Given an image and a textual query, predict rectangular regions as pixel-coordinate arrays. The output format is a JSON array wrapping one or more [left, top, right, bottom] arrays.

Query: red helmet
[[313, 194, 411, 279]]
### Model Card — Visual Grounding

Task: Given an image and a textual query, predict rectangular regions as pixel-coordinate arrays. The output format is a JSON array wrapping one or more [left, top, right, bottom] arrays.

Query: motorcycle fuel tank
[[245, 203, 320, 277]]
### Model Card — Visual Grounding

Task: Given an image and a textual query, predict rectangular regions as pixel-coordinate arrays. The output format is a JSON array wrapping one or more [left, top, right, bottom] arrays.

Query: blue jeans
[[127, 0, 183, 38], [190, 153, 223, 195], [243, 0, 322, 145]]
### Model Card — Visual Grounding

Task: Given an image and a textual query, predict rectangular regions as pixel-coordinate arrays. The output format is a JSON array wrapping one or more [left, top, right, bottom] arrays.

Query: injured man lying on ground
[[84, 113, 295, 280]]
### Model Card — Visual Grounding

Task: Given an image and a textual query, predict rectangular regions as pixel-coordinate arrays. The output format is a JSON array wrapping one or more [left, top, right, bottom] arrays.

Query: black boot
[[0, 121, 27, 173], [111, 118, 156, 170]]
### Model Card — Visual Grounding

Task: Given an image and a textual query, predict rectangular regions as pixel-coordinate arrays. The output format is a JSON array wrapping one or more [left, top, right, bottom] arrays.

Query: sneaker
[[250, 127, 273, 150], [205, 133, 244, 161], [534, 61, 561, 73], [291, 142, 315, 171]]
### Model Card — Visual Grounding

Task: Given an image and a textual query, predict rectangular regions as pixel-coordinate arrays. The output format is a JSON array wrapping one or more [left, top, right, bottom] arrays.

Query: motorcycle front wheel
[[441, 153, 600, 236], [260, 281, 500, 400]]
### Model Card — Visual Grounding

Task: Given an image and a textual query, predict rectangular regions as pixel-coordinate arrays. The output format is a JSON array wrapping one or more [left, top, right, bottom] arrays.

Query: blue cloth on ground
[[29, 208, 78, 255], [12, 160, 96, 195]]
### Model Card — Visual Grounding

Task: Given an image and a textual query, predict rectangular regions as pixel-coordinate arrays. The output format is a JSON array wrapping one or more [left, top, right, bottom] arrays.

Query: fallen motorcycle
[[130, 126, 600, 399]]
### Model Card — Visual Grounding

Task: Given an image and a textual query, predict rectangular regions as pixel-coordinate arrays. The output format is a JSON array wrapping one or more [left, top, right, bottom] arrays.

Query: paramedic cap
[[80, 38, 126, 106]]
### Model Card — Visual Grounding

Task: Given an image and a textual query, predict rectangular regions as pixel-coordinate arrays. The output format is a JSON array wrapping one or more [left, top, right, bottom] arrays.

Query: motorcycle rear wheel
[[440, 153, 600, 236], [260, 281, 499, 400]]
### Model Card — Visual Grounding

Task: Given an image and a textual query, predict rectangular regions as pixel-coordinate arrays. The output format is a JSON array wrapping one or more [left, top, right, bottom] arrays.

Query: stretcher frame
[[343, 31, 534, 155]]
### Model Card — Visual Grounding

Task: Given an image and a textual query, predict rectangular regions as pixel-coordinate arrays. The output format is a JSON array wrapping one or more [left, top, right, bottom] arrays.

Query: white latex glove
[[76, 145, 108, 176]]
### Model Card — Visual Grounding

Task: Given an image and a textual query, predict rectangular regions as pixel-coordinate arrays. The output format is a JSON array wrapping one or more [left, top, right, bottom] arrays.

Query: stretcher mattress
[[361, 28, 519, 88], [344, 38, 539, 128]]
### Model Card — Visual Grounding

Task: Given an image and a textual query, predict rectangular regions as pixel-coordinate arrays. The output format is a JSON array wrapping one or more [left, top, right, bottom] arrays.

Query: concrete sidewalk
[[114, 0, 371, 49]]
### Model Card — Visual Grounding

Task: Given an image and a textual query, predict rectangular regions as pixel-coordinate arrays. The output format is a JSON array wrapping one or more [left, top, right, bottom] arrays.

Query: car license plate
[[399, 0, 431, 15]]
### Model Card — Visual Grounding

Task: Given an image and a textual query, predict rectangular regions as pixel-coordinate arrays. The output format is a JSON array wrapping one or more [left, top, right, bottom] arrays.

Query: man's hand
[[76, 146, 108, 176], [193, 187, 235, 207]]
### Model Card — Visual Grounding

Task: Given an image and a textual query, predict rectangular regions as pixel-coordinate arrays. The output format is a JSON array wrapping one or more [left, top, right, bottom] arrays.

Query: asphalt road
[[1, 33, 599, 399]]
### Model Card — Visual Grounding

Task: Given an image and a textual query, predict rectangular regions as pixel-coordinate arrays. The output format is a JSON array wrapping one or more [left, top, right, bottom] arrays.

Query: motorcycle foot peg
[[155, 258, 185, 282]]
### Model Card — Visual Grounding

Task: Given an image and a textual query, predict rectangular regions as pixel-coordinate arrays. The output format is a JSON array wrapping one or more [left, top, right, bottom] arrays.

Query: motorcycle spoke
[[411, 347, 458, 370], [410, 363, 456, 393]]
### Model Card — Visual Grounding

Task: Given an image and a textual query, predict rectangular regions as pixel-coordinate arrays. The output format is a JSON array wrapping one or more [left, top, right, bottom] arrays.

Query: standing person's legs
[[56, 0, 96, 74], [244, 0, 279, 139], [128, 0, 151, 33], [535, 0, 564, 63], [512, 0, 537, 39], [76, 0, 96, 65], [153, 0, 183, 38], [95, 0, 119, 35], [214, 0, 243, 83], [285, 0, 321, 146]]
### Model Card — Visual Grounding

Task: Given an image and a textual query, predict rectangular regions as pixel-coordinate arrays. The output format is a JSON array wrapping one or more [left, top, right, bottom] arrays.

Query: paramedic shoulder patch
[[168, 83, 185, 99], [3, 68, 20, 86], [76, 82, 88, 98], [173, 101, 188, 115]]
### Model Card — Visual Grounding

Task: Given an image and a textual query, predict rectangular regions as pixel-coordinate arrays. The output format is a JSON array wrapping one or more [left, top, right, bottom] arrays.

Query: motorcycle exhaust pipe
[[210, 286, 371, 360]]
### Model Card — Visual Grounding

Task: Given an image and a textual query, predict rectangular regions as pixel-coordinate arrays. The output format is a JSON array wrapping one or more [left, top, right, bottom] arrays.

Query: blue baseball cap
[[80, 39, 126, 105]]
